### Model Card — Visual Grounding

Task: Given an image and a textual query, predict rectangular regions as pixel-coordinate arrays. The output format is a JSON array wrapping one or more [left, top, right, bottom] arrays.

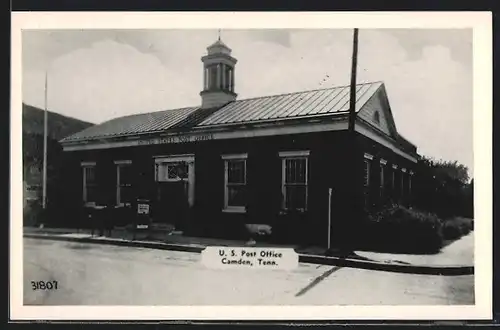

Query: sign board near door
[[137, 203, 150, 215]]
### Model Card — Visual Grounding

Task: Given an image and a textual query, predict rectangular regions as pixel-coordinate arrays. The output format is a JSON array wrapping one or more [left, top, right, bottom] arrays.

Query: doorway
[[154, 155, 195, 227]]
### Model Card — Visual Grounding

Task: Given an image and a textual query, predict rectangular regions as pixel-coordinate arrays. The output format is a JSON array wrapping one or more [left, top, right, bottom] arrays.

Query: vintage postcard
[[10, 11, 492, 320]]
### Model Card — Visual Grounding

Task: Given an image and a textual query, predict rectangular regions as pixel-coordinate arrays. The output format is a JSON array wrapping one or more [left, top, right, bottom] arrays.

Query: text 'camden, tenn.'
[[201, 246, 298, 270]]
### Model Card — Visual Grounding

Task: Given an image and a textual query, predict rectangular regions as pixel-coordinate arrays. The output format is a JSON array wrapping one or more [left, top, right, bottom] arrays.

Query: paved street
[[24, 237, 474, 306]]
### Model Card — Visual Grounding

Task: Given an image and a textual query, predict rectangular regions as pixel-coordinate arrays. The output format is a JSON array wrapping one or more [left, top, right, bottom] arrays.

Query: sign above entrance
[[137, 134, 214, 146]]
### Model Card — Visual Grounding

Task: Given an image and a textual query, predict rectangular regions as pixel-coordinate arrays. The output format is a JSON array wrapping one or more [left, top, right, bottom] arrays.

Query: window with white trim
[[409, 171, 414, 196], [223, 154, 247, 211], [156, 162, 189, 182], [154, 155, 195, 207], [392, 164, 398, 192], [363, 153, 373, 188], [380, 159, 387, 198], [401, 168, 407, 197], [116, 160, 133, 206], [363, 153, 373, 207], [363, 160, 370, 187], [82, 162, 97, 205], [280, 151, 309, 211]]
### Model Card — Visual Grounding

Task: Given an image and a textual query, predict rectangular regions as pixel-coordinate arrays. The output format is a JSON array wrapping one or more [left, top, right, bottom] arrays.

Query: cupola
[[200, 33, 237, 109]]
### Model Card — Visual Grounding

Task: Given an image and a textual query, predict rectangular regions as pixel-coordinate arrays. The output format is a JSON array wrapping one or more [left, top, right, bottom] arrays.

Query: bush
[[442, 217, 473, 240], [23, 200, 44, 227], [187, 213, 251, 241], [211, 218, 251, 240], [270, 210, 311, 245], [359, 204, 444, 254]]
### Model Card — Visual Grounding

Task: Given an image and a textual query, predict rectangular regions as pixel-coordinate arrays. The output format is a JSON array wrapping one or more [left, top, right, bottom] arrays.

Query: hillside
[[23, 103, 94, 162], [22, 103, 94, 141]]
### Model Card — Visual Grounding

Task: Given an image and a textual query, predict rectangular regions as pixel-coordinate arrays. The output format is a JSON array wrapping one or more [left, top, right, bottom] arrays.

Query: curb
[[24, 233, 474, 276], [24, 233, 205, 254], [299, 254, 474, 276]]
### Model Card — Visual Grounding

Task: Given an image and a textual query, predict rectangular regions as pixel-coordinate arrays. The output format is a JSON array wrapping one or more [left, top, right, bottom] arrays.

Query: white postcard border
[[10, 11, 492, 320]]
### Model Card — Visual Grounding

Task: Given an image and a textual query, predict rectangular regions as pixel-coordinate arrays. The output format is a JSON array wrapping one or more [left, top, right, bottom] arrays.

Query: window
[[154, 155, 195, 206], [223, 154, 247, 212], [156, 162, 189, 182], [82, 162, 97, 205], [116, 160, 133, 206], [363, 160, 370, 187], [280, 151, 309, 211], [392, 164, 398, 191], [380, 159, 387, 199], [373, 111, 380, 124], [363, 153, 373, 207], [401, 168, 407, 198], [409, 171, 414, 196], [363, 153, 373, 187]]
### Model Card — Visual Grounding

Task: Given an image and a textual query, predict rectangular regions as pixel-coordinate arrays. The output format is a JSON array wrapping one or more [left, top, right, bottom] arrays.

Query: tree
[[433, 159, 470, 185], [414, 156, 473, 219]]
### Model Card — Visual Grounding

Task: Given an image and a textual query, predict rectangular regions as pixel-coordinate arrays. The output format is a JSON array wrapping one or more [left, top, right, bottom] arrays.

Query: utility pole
[[42, 71, 48, 209], [348, 28, 359, 134], [327, 28, 360, 256], [344, 28, 359, 256]]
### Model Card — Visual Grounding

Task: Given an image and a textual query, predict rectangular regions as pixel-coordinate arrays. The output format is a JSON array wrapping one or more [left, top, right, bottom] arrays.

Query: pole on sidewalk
[[345, 28, 359, 255], [42, 71, 48, 210], [325, 28, 359, 256], [327, 188, 332, 250]]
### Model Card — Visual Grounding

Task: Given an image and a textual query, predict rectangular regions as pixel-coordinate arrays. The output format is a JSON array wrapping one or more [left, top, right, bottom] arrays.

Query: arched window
[[373, 111, 380, 124]]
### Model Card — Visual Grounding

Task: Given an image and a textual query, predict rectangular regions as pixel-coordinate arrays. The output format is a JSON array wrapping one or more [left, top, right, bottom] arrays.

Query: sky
[[22, 29, 473, 176]]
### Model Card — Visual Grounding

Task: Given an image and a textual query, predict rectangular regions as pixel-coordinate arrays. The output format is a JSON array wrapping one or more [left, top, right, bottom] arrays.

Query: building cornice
[[62, 116, 418, 163]]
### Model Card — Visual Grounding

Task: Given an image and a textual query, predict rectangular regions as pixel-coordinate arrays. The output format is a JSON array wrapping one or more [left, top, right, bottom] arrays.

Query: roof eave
[[60, 113, 351, 147]]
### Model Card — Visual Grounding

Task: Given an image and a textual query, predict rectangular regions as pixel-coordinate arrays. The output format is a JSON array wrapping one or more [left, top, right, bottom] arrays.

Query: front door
[[154, 155, 195, 227]]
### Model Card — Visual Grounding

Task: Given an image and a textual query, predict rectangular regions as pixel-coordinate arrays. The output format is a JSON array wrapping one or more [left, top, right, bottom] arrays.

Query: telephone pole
[[348, 28, 359, 133], [42, 71, 48, 209], [343, 28, 360, 255]]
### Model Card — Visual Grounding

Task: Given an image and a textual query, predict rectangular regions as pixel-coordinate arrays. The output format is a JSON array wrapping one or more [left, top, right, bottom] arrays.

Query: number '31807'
[[31, 280, 58, 290]]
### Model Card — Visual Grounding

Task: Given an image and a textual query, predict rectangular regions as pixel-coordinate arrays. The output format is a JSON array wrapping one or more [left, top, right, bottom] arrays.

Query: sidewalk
[[355, 232, 474, 267], [23, 226, 474, 276]]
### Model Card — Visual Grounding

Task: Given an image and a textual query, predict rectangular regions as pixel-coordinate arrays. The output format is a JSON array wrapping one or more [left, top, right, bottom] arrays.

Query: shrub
[[212, 218, 251, 240], [359, 204, 444, 254], [23, 200, 43, 227], [442, 217, 473, 240], [270, 210, 311, 245], [191, 213, 251, 241]]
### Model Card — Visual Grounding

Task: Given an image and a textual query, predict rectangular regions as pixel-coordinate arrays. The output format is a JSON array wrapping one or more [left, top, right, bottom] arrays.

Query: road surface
[[23, 237, 474, 305]]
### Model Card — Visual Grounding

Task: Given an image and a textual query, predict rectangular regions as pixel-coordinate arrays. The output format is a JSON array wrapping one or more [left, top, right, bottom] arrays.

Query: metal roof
[[61, 81, 383, 143], [197, 81, 382, 126], [61, 106, 200, 142]]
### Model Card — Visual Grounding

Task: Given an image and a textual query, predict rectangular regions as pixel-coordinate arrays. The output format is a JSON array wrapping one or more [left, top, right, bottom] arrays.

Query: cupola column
[[231, 68, 235, 92], [222, 63, 226, 90], [216, 64, 221, 89]]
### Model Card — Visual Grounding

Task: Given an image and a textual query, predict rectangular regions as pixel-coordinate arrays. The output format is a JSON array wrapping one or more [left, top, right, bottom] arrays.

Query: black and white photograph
[[11, 12, 492, 320]]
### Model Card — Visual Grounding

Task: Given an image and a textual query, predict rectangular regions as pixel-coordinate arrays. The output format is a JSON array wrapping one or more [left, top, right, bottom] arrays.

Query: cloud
[[22, 29, 473, 175], [385, 28, 473, 67]]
